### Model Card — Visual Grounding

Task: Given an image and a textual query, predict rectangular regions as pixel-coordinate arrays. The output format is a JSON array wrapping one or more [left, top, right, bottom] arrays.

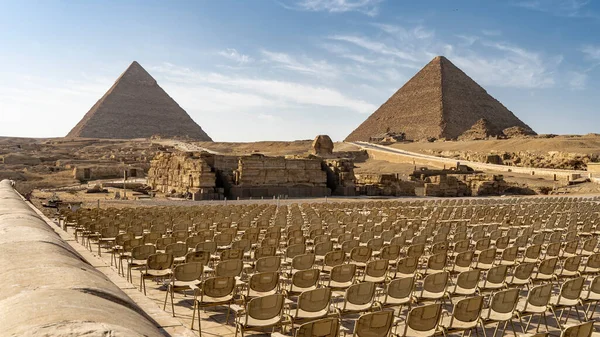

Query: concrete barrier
[[0, 180, 164, 336]]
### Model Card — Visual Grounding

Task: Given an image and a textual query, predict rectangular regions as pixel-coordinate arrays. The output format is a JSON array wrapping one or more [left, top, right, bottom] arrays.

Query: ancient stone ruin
[[345, 56, 536, 142], [67, 61, 212, 140]]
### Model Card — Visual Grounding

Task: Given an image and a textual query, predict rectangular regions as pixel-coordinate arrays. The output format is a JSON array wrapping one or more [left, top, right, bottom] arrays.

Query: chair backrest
[[314, 241, 334, 256], [295, 318, 339, 337], [396, 256, 419, 275], [202, 276, 235, 299], [256, 256, 281, 273], [452, 296, 484, 324], [422, 271, 449, 293], [331, 263, 356, 283], [514, 262, 536, 280], [173, 262, 203, 282], [346, 282, 376, 306], [286, 244, 307, 259], [249, 271, 279, 293], [131, 244, 156, 260], [292, 269, 320, 289], [488, 288, 520, 315], [527, 283, 553, 307], [147, 253, 174, 270], [195, 241, 217, 254], [426, 253, 447, 270], [380, 245, 401, 261], [478, 248, 497, 264], [501, 246, 518, 262], [292, 253, 316, 271], [350, 246, 372, 263], [406, 303, 441, 333], [406, 243, 425, 258], [323, 250, 345, 267], [354, 311, 394, 337], [365, 259, 388, 278], [563, 255, 582, 272], [297, 287, 331, 314], [456, 269, 481, 290], [538, 257, 558, 275], [254, 245, 276, 259], [165, 242, 187, 258], [559, 277, 585, 301], [387, 277, 414, 301], [486, 265, 509, 284], [560, 321, 594, 337], [215, 259, 243, 277], [220, 248, 244, 261], [185, 250, 210, 265]]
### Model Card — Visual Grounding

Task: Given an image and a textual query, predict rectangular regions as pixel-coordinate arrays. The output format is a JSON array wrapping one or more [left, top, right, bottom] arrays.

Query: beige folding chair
[[478, 265, 508, 293], [377, 277, 415, 314], [440, 295, 484, 337], [448, 269, 481, 300], [361, 259, 389, 284], [555, 255, 582, 279], [394, 303, 442, 337], [240, 271, 280, 303], [451, 250, 475, 274], [334, 282, 376, 317], [392, 256, 419, 279], [255, 256, 282, 273], [579, 253, 600, 275], [288, 287, 335, 328], [287, 253, 316, 275], [582, 275, 600, 320], [506, 262, 535, 289], [344, 311, 394, 337], [192, 276, 236, 333], [284, 269, 320, 297], [163, 262, 204, 317], [234, 293, 289, 337], [140, 253, 174, 295], [321, 250, 345, 273], [422, 252, 448, 276], [548, 277, 585, 330], [350, 246, 373, 268], [532, 257, 558, 284], [380, 244, 402, 262], [165, 242, 187, 264], [415, 271, 450, 304], [500, 246, 519, 266], [474, 248, 497, 271], [522, 245, 542, 264], [127, 244, 156, 282], [515, 283, 552, 333], [325, 263, 356, 291], [480, 288, 520, 337]]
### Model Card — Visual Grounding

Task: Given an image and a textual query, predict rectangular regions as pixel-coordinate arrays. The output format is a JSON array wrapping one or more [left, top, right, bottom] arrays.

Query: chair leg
[[509, 319, 517, 337], [191, 300, 196, 329], [542, 313, 550, 332], [170, 286, 175, 317]]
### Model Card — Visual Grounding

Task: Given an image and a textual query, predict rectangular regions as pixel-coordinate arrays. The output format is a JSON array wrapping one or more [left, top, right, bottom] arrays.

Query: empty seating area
[[61, 196, 600, 336]]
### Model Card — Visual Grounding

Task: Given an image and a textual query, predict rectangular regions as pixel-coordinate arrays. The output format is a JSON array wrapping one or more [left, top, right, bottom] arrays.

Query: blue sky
[[1, 0, 599, 141]]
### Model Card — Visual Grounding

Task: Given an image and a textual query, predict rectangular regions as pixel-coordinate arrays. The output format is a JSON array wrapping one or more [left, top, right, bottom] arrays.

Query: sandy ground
[[389, 135, 600, 155]]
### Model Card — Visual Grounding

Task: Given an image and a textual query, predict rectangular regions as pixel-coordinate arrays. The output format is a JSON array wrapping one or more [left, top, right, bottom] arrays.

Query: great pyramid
[[67, 61, 212, 140], [345, 56, 535, 142]]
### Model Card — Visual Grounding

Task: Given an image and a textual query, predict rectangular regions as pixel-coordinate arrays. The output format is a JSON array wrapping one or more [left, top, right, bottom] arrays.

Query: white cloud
[[288, 0, 383, 16], [150, 63, 376, 114], [582, 45, 600, 60], [261, 50, 338, 76], [514, 0, 598, 18], [566, 71, 587, 90], [481, 29, 502, 36], [329, 35, 420, 62], [371, 23, 435, 40], [218, 48, 252, 64]]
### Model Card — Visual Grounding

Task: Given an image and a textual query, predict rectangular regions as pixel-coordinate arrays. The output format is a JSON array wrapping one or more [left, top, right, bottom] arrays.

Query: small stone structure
[[323, 158, 356, 196], [311, 135, 334, 156], [73, 164, 144, 182], [355, 173, 415, 196]]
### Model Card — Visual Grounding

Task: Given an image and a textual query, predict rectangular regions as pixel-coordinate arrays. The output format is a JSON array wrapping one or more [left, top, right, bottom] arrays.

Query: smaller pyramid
[[458, 118, 503, 140], [67, 61, 212, 140]]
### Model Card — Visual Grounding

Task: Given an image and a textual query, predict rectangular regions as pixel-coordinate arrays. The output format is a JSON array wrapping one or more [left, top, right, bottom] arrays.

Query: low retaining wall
[[358, 142, 589, 182], [0, 180, 164, 337]]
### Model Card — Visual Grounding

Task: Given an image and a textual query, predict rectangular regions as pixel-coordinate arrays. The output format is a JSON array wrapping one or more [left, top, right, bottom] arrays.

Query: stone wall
[[235, 154, 326, 186], [355, 173, 415, 196], [147, 152, 217, 197], [0, 180, 163, 336], [73, 164, 145, 181]]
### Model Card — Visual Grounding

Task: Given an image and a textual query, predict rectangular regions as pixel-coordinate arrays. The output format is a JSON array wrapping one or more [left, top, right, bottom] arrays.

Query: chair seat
[[141, 269, 172, 278], [549, 296, 579, 307], [516, 300, 546, 314], [337, 301, 372, 313], [239, 315, 283, 328], [441, 316, 478, 331], [294, 308, 329, 320], [199, 294, 234, 304], [481, 308, 513, 322]]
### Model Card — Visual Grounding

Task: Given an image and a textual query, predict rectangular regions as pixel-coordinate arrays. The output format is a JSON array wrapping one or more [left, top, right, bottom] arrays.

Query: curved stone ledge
[[0, 180, 164, 337]]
